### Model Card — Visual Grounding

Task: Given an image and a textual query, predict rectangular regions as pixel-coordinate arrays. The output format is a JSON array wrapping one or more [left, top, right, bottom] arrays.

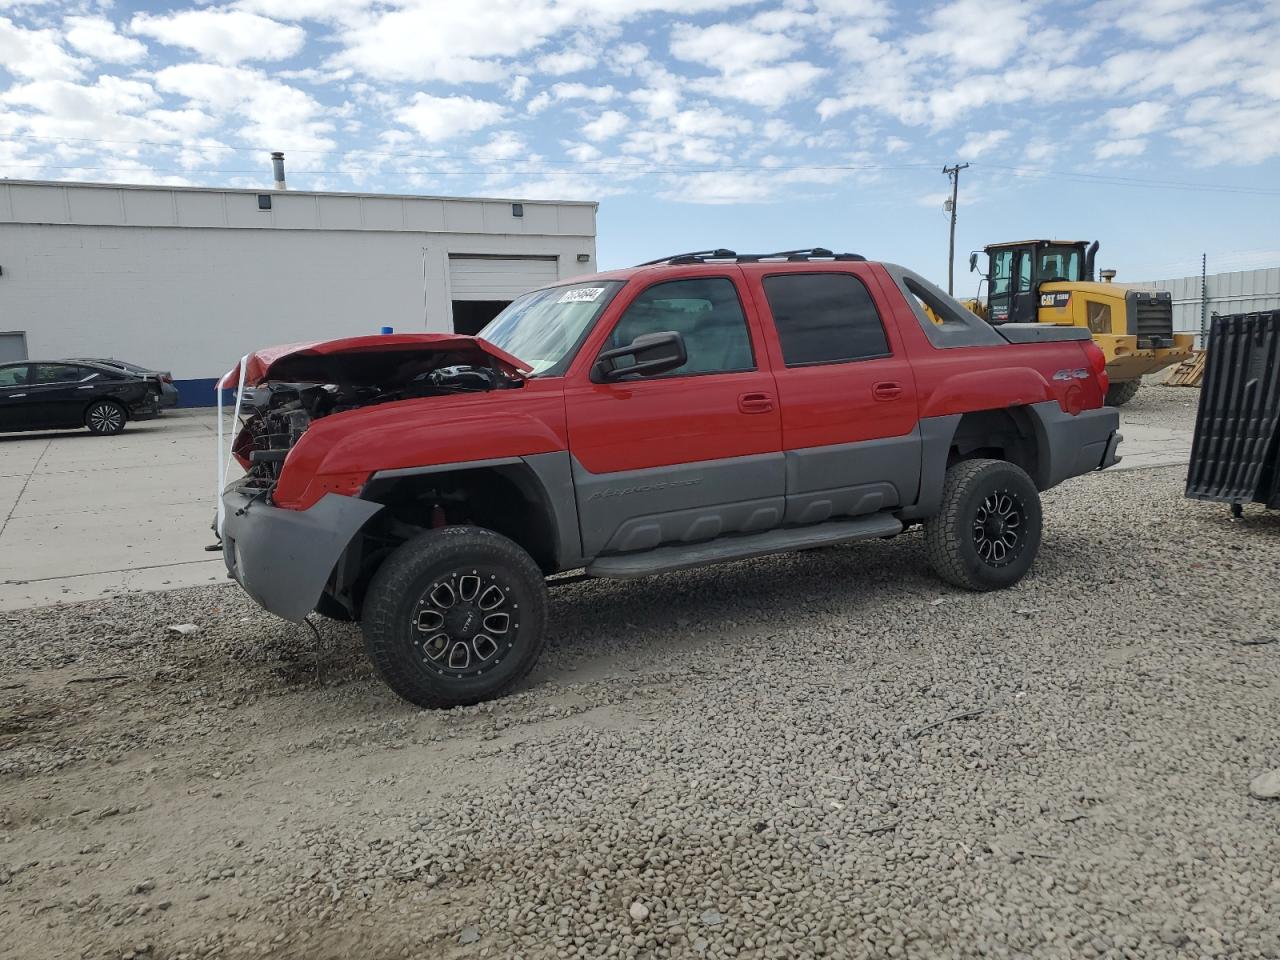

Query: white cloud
[[1094, 138, 1146, 159], [1171, 95, 1280, 164], [1094, 0, 1211, 43], [669, 19, 819, 109], [563, 141, 601, 162], [3, 76, 160, 123], [155, 63, 336, 154], [659, 170, 769, 204], [907, 0, 1032, 72], [669, 21, 801, 73], [582, 109, 628, 141], [132, 8, 305, 65], [958, 128, 1010, 159], [695, 62, 824, 109], [508, 74, 531, 100], [232, 0, 372, 20], [0, 16, 86, 81], [630, 82, 681, 120], [526, 92, 552, 115], [472, 131, 526, 161], [885, 135, 909, 153], [64, 16, 147, 63], [1101, 100, 1169, 137], [536, 48, 596, 75], [670, 106, 751, 139], [549, 82, 616, 104], [396, 93, 505, 142], [1024, 139, 1053, 163]]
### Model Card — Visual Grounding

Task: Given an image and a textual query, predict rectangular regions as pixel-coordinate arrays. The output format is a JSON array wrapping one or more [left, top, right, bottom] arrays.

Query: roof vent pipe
[[271, 151, 287, 190]]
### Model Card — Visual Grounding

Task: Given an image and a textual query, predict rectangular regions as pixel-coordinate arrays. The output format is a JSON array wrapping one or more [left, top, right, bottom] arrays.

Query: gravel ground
[[2, 387, 1278, 960]]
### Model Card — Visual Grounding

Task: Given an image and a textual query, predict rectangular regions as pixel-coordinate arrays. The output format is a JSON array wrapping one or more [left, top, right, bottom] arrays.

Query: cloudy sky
[[1, 0, 1278, 284]]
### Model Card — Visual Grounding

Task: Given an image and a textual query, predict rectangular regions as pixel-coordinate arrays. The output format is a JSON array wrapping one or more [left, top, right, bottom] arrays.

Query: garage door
[[448, 255, 559, 301]]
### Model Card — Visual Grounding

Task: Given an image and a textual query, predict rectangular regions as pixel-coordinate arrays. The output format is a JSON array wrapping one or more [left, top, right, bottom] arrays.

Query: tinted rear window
[[762, 273, 890, 366]]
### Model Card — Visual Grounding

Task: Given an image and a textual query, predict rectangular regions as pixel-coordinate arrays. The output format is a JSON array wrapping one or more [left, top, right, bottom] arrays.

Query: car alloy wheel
[[972, 489, 1024, 567], [411, 568, 520, 680], [87, 402, 125, 434]]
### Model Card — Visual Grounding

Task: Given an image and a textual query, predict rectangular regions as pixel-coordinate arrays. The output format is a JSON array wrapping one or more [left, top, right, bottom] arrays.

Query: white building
[[0, 177, 597, 403], [1134, 266, 1280, 347]]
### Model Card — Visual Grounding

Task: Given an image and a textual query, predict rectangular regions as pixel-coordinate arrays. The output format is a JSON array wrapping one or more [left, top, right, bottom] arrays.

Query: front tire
[[85, 400, 126, 435], [924, 459, 1042, 591], [361, 526, 548, 708], [1106, 379, 1141, 406]]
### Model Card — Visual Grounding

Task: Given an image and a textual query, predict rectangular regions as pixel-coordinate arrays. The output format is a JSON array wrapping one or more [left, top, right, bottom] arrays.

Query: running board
[[586, 513, 903, 580]]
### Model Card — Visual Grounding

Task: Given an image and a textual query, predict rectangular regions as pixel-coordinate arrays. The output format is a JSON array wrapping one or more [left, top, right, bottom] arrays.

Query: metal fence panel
[[1135, 267, 1280, 347], [1186, 309, 1280, 508]]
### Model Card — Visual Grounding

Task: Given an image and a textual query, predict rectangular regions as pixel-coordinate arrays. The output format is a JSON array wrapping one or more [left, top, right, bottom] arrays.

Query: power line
[[981, 162, 1280, 197]]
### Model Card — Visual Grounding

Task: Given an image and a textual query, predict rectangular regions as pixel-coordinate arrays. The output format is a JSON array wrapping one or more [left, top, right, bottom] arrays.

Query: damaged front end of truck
[[215, 334, 531, 623]]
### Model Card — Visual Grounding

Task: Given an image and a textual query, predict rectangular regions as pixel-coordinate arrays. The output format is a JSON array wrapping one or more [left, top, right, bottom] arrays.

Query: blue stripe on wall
[[174, 378, 236, 408]]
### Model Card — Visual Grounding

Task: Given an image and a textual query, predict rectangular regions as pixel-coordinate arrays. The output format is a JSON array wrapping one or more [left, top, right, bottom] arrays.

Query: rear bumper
[[130, 397, 161, 421], [1029, 402, 1122, 489], [158, 382, 180, 408], [220, 486, 383, 623]]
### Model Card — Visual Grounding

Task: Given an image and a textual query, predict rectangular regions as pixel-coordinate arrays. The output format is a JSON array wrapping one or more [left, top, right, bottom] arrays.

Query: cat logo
[[1040, 292, 1072, 308]]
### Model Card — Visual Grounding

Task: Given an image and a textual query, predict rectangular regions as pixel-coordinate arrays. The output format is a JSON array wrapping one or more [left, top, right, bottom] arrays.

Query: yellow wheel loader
[[963, 240, 1195, 405]]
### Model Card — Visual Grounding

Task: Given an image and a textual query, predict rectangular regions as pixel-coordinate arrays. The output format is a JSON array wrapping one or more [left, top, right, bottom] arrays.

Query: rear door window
[[0, 364, 30, 387], [762, 273, 890, 366], [33, 364, 84, 385]]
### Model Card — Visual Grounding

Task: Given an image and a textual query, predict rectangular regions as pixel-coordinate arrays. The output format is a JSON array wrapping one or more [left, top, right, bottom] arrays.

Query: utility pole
[[942, 163, 969, 295]]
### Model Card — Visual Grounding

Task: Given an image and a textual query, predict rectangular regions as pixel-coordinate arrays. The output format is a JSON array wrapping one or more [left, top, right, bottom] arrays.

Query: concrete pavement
[[0, 411, 226, 610], [0, 392, 1201, 611]]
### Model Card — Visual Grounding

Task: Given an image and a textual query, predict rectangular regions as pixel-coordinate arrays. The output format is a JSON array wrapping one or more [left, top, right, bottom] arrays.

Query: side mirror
[[968, 252, 978, 273], [593, 331, 687, 382]]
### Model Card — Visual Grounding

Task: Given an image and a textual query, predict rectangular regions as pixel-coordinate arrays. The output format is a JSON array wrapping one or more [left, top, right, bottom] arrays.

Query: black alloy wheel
[[86, 400, 126, 436], [925, 458, 1043, 591], [361, 526, 548, 708]]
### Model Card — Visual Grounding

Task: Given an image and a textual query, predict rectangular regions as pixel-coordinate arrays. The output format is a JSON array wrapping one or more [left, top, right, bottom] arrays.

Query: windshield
[[1038, 246, 1082, 282], [480, 281, 622, 375]]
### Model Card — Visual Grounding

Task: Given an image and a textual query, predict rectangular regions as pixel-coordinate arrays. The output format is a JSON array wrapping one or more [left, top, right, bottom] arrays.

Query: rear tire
[[924, 459, 1042, 591], [1106, 379, 1141, 406], [361, 526, 548, 708], [85, 400, 126, 436]]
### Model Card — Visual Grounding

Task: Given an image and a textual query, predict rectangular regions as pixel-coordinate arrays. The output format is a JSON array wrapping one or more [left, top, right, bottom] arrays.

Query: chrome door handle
[[9, 393, 25, 398]]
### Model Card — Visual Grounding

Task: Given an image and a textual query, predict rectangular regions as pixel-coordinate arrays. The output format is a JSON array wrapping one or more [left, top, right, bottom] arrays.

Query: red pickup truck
[[218, 248, 1120, 708]]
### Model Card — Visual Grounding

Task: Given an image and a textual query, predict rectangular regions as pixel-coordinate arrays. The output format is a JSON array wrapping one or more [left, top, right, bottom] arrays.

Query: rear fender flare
[[919, 368, 1055, 420]]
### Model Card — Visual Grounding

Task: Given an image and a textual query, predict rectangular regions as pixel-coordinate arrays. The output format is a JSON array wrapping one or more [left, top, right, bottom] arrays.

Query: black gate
[[1186, 309, 1280, 511]]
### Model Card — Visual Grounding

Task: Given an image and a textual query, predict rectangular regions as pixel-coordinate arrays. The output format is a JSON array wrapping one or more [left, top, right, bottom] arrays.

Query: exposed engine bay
[[233, 351, 521, 490]]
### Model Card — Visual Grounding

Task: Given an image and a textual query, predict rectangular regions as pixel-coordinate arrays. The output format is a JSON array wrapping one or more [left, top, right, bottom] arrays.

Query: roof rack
[[637, 247, 866, 266]]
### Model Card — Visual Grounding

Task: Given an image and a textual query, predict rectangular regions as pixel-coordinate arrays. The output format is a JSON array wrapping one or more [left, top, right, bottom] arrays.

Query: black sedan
[[0, 361, 159, 436], [66, 357, 180, 408]]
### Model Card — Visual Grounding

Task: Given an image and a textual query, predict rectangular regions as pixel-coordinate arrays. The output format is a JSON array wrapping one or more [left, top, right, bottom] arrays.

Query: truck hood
[[218, 334, 531, 389]]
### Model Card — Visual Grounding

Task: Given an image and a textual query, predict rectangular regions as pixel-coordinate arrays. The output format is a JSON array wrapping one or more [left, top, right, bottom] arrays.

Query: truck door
[[1009, 248, 1037, 323], [987, 248, 1014, 322], [743, 264, 921, 522], [563, 271, 785, 559]]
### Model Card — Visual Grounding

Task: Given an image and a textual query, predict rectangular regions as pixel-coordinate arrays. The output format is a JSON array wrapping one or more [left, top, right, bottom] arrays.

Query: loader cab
[[978, 240, 1096, 324]]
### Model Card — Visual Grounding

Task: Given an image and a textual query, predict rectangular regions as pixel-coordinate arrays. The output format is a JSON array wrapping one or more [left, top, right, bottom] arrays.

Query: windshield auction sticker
[[558, 287, 605, 303]]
